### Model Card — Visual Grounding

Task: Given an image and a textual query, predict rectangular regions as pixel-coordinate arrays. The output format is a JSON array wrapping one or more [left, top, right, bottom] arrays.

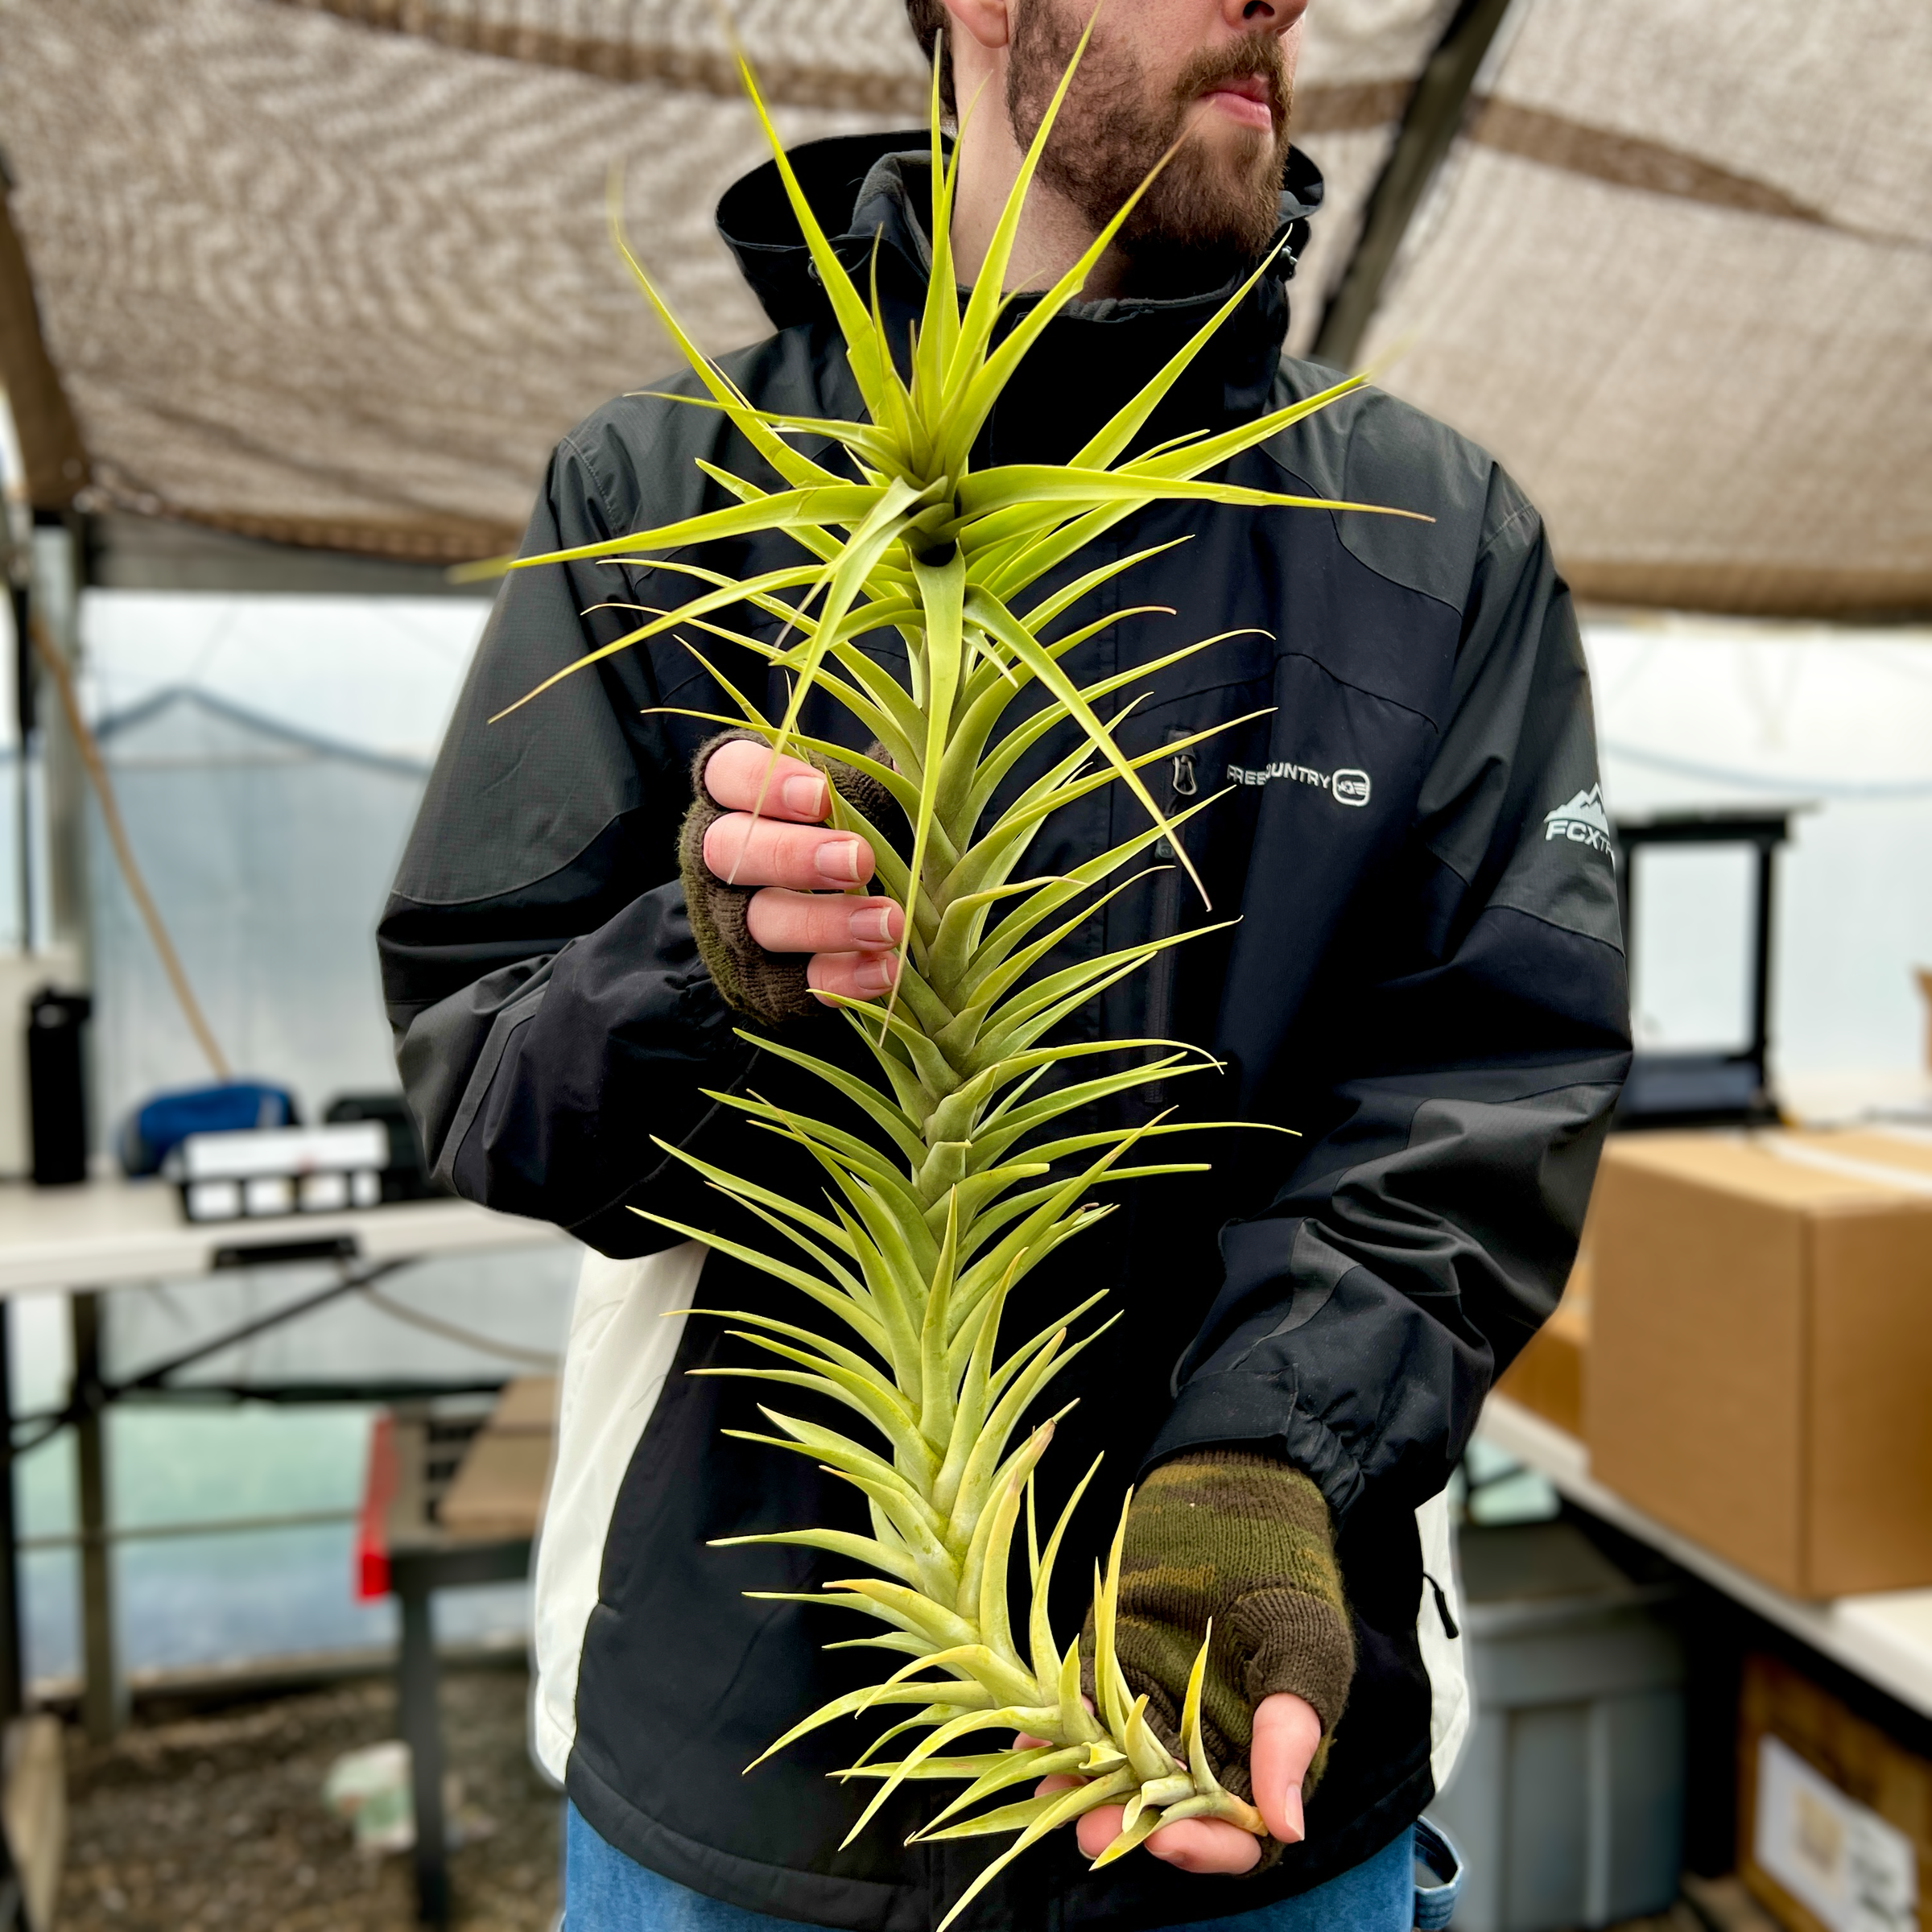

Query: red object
[[357, 1412, 397, 1600]]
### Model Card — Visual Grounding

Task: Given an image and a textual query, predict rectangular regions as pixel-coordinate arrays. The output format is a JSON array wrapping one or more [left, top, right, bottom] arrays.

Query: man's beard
[[1005, 0, 1292, 270]]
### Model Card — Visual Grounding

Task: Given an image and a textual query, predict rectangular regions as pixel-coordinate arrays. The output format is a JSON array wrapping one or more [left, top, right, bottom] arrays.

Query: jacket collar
[[716, 130, 1324, 466]]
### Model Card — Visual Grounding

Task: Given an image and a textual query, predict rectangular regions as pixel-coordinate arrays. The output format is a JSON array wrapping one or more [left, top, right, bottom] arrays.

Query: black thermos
[[27, 986, 91, 1187]]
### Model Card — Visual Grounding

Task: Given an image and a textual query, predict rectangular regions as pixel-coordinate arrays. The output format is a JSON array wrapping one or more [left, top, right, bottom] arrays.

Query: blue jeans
[[563, 1803, 1418, 1932]]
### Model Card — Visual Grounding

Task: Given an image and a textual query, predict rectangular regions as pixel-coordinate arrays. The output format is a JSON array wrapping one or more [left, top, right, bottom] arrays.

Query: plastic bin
[[1427, 1519, 1685, 1932]]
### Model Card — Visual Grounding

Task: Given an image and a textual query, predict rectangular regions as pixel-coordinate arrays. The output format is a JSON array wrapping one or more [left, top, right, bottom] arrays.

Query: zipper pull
[[1422, 1571, 1460, 1641], [1158, 733, 1195, 860]]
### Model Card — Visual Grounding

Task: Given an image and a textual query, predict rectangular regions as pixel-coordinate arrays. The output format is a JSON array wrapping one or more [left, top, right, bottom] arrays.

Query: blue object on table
[[119, 1082, 299, 1176]]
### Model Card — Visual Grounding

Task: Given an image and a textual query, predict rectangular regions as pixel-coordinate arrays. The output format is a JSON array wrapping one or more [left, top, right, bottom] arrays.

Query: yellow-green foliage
[[499, 27, 1412, 1922]]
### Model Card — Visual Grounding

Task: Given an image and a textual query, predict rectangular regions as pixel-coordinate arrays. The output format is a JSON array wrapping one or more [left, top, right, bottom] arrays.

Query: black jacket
[[381, 132, 1629, 1930]]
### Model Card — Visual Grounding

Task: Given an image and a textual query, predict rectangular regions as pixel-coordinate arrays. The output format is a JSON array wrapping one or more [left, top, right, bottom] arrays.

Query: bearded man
[[380, 0, 1629, 1926]]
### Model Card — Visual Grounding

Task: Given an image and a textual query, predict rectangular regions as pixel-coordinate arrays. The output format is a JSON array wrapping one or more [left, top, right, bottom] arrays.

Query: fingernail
[[854, 956, 898, 994], [851, 902, 899, 945], [815, 838, 862, 883], [1282, 1783, 1305, 1843], [782, 774, 827, 817]]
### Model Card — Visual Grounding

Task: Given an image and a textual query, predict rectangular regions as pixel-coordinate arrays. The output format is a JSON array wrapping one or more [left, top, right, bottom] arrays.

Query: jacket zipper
[[1142, 729, 1196, 1110]]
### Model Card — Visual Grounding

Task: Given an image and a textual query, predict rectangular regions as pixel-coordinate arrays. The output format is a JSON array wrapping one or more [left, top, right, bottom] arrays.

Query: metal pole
[[7, 581, 29, 953], [29, 520, 90, 974], [70, 1290, 122, 1741], [395, 1565, 450, 1926], [0, 1299, 22, 1722], [1751, 835, 1777, 1085], [1309, 0, 1518, 368]]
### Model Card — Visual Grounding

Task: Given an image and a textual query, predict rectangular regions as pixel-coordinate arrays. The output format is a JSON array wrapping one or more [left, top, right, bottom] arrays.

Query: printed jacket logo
[[1544, 783, 1612, 854], [1226, 759, 1373, 807]]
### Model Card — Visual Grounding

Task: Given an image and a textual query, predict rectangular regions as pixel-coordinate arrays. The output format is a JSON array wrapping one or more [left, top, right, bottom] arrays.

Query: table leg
[[396, 1575, 449, 1926], [0, 1301, 23, 1722], [70, 1292, 123, 1742], [0, 1852, 20, 1932], [0, 1298, 20, 1931]]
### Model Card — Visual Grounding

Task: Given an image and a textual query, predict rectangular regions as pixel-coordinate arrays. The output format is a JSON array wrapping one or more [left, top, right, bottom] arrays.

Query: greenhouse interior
[[0, 2, 1929, 1930]]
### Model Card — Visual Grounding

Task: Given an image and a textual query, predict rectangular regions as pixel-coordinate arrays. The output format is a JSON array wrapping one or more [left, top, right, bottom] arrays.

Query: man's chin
[[1119, 144, 1285, 269]]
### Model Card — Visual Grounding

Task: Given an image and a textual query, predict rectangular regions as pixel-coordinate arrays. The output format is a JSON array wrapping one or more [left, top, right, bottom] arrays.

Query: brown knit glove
[[677, 729, 901, 1029], [1088, 1450, 1355, 1863]]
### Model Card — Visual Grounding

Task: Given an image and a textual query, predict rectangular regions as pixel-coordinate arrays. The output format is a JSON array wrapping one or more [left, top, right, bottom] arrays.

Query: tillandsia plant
[[493, 23, 1416, 1926]]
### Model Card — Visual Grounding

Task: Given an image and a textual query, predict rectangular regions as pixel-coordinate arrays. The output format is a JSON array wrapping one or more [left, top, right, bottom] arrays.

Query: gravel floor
[[48, 1666, 1728, 1932], [56, 1665, 558, 1932]]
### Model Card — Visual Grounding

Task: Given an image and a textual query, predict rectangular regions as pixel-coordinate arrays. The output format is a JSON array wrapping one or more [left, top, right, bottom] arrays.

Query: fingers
[[745, 890, 902, 956], [703, 812, 874, 891], [1020, 1699, 1269, 1878], [1067, 1806, 1261, 1872], [700, 740, 881, 890], [1251, 1691, 1323, 1847], [1024, 1728, 1090, 1835], [1075, 1804, 1127, 1859], [703, 738, 828, 821], [807, 950, 899, 1004], [1143, 1816, 1264, 1875]]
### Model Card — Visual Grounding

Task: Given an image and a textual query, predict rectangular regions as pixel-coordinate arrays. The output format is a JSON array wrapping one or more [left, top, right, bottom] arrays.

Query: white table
[[1478, 1392, 1932, 1720], [0, 1176, 562, 1297], [0, 1177, 572, 1738]]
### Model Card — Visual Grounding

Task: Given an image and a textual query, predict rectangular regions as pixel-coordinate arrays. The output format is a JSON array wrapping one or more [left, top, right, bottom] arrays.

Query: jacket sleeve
[[1145, 485, 1632, 1518], [378, 417, 753, 1257]]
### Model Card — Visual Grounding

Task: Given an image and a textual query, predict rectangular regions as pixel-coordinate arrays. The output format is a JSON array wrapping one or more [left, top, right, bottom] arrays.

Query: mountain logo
[[1544, 783, 1612, 854]]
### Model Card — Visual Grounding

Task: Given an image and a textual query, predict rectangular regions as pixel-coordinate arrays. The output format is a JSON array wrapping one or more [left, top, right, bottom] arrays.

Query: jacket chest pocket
[[1113, 671, 1277, 920], [1076, 671, 1274, 1084], [1141, 727, 1204, 1106]]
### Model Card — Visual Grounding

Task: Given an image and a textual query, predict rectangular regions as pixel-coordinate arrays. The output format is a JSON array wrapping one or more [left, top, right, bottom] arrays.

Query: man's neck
[[946, 88, 1130, 301]]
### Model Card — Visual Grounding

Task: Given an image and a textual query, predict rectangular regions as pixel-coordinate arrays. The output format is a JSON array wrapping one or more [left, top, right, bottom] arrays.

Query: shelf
[[1477, 1393, 1932, 1720]]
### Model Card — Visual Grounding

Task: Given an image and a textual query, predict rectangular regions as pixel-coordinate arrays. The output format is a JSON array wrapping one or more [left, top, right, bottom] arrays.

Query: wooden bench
[[358, 1377, 556, 1925]]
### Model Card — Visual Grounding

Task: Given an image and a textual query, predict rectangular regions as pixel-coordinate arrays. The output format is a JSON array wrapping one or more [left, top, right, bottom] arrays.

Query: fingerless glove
[[676, 729, 899, 1030], [1093, 1449, 1355, 1855]]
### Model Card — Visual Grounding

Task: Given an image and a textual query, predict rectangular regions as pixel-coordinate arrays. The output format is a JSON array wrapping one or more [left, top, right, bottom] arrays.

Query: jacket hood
[[715, 130, 1326, 464]]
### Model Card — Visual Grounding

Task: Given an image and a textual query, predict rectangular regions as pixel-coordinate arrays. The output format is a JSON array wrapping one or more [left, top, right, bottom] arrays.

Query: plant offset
[[500, 29, 1409, 1923]]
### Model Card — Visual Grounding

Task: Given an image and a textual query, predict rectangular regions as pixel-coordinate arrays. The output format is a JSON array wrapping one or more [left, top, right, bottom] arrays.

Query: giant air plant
[[497, 23, 1413, 1924]]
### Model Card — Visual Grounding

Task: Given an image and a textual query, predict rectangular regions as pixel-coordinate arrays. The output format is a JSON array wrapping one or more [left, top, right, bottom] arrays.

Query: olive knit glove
[[676, 729, 900, 1029], [1092, 1450, 1355, 1839]]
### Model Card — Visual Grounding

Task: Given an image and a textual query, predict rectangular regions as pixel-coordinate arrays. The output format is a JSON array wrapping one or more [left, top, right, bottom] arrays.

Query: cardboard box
[[1739, 1651, 1930, 1932], [1496, 1254, 1591, 1439], [1590, 1129, 1932, 1598]]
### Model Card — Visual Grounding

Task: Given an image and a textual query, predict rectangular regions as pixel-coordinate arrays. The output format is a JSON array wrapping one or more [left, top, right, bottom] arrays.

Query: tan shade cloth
[[1360, 0, 1932, 617], [0, 0, 1926, 613], [0, 0, 900, 555], [275, 0, 934, 112], [1280, 0, 1457, 350]]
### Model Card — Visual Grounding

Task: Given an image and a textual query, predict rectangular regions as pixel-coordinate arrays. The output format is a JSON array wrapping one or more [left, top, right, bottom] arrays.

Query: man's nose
[[1225, 0, 1311, 33]]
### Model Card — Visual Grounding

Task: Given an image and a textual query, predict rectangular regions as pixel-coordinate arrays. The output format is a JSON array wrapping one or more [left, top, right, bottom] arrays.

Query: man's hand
[[700, 739, 903, 1003], [1022, 1692, 1321, 1876]]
